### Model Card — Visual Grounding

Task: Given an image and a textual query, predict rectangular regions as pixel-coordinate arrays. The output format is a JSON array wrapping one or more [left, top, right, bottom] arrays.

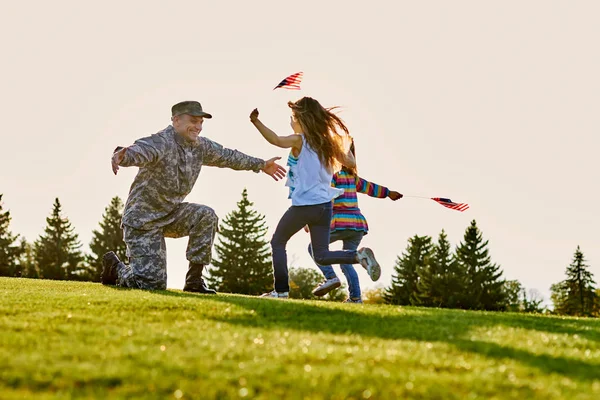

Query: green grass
[[1, 278, 599, 399]]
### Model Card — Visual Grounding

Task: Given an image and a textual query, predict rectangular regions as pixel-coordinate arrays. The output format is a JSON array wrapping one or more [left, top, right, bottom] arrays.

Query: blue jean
[[271, 202, 358, 293], [308, 230, 365, 299]]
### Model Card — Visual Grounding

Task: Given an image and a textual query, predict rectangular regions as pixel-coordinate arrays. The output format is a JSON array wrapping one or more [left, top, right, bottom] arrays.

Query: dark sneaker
[[101, 252, 120, 285]]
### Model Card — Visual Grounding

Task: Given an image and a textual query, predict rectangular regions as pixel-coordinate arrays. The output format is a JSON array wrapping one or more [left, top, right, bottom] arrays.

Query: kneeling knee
[[198, 207, 218, 225]]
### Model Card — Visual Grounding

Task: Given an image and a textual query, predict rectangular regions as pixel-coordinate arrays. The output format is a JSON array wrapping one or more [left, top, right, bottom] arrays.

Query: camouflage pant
[[117, 203, 218, 290]]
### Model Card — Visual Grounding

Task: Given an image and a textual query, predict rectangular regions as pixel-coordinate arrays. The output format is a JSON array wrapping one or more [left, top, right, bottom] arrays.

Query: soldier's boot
[[101, 251, 121, 285], [183, 263, 217, 294]]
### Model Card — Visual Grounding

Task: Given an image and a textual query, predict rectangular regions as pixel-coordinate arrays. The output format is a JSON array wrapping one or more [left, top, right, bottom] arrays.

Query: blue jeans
[[271, 202, 358, 293], [308, 230, 365, 299]]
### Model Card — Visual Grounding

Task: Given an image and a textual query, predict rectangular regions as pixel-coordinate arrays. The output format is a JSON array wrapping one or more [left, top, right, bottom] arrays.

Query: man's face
[[173, 114, 204, 142]]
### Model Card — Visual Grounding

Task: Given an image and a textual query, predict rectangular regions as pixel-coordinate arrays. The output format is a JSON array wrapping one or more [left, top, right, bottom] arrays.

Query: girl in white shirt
[[250, 97, 381, 298]]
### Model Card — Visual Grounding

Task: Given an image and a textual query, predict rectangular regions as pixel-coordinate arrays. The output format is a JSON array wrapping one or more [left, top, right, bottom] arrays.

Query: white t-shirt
[[286, 135, 343, 206]]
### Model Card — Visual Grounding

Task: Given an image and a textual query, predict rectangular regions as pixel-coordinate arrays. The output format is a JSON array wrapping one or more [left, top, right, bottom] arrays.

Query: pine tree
[[553, 246, 597, 316], [87, 196, 127, 281], [385, 235, 433, 305], [455, 220, 506, 311], [415, 230, 462, 308], [207, 189, 273, 295], [18, 240, 39, 278], [438, 230, 466, 309], [34, 198, 86, 280], [0, 194, 24, 277], [550, 282, 569, 315], [414, 261, 435, 307]]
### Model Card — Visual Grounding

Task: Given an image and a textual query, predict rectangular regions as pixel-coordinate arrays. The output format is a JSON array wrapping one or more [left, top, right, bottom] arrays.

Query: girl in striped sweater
[[308, 140, 403, 303]]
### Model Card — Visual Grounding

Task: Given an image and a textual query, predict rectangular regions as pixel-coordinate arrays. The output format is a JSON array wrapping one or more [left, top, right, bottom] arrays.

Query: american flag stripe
[[431, 197, 470, 212], [274, 72, 304, 90]]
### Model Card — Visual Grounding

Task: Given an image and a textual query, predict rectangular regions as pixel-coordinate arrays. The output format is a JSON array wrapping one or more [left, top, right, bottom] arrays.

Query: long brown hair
[[341, 138, 358, 176], [288, 97, 352, 173]]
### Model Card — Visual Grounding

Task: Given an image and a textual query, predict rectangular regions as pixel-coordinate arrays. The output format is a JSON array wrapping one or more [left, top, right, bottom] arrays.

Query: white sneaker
[[312, 277, 342, 297], [260, 290, 289, 299], [357, 247, 381, 281], [343, 297, 363, 304]]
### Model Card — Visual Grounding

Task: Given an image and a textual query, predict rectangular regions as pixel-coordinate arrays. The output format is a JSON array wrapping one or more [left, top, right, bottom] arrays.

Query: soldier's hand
[[111, 147, 127, 175], [262, 157, 286, 181], [249, 108, 259, 123]]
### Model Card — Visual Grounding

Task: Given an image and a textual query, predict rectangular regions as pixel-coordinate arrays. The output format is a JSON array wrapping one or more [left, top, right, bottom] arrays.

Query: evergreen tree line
[[1, 191, 598, 316], [383, 222, 535, 311], [0, 194, 126, 282], [382, 221, 598, 316]]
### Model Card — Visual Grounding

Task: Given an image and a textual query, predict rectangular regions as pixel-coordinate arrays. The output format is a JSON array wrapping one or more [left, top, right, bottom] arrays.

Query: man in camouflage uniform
[[101, 101, 286, 293]]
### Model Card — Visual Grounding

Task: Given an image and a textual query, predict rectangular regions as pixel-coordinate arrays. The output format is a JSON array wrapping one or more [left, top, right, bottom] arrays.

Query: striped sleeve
[[356, 177, 390, 198]]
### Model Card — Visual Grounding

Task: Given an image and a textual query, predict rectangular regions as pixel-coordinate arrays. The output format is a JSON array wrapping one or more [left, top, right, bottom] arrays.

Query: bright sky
[[1, 1, 598, 302]]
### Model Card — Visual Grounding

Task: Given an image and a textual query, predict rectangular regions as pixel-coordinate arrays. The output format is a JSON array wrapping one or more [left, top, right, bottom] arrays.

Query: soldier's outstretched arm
[[111, 135, 166, 175], [201, 138, 286, 181]]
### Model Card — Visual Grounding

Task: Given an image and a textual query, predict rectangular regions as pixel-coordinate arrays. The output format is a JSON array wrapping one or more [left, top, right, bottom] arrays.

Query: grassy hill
[[1, 277, 599, 399]]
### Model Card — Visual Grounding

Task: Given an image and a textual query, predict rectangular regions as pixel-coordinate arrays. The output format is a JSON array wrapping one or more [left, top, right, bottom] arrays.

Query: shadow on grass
[[146, 289, 600, 382]]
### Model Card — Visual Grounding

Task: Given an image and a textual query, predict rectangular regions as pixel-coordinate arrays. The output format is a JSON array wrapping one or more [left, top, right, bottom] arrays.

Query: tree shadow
[[143, 291, 600, 382], [475, 311, 600, 343], [123, 287, 600, 342], [453, 338, 597, 381]]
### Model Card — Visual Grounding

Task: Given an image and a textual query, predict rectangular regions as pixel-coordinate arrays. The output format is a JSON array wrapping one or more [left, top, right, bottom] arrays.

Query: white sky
[[1, 1, 598, 302]]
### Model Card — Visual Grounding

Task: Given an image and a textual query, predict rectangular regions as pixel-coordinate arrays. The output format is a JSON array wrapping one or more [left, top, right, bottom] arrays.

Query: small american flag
[[431, 197, 470, 212], [273, 72, 303, 90]]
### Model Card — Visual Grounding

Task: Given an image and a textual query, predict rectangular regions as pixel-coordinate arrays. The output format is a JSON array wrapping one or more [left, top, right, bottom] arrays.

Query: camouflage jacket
[[119, 125, 265, 230]]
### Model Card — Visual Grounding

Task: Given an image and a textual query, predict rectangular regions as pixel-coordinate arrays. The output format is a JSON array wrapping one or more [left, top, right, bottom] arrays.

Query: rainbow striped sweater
[[330, 170, 390, 234]]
